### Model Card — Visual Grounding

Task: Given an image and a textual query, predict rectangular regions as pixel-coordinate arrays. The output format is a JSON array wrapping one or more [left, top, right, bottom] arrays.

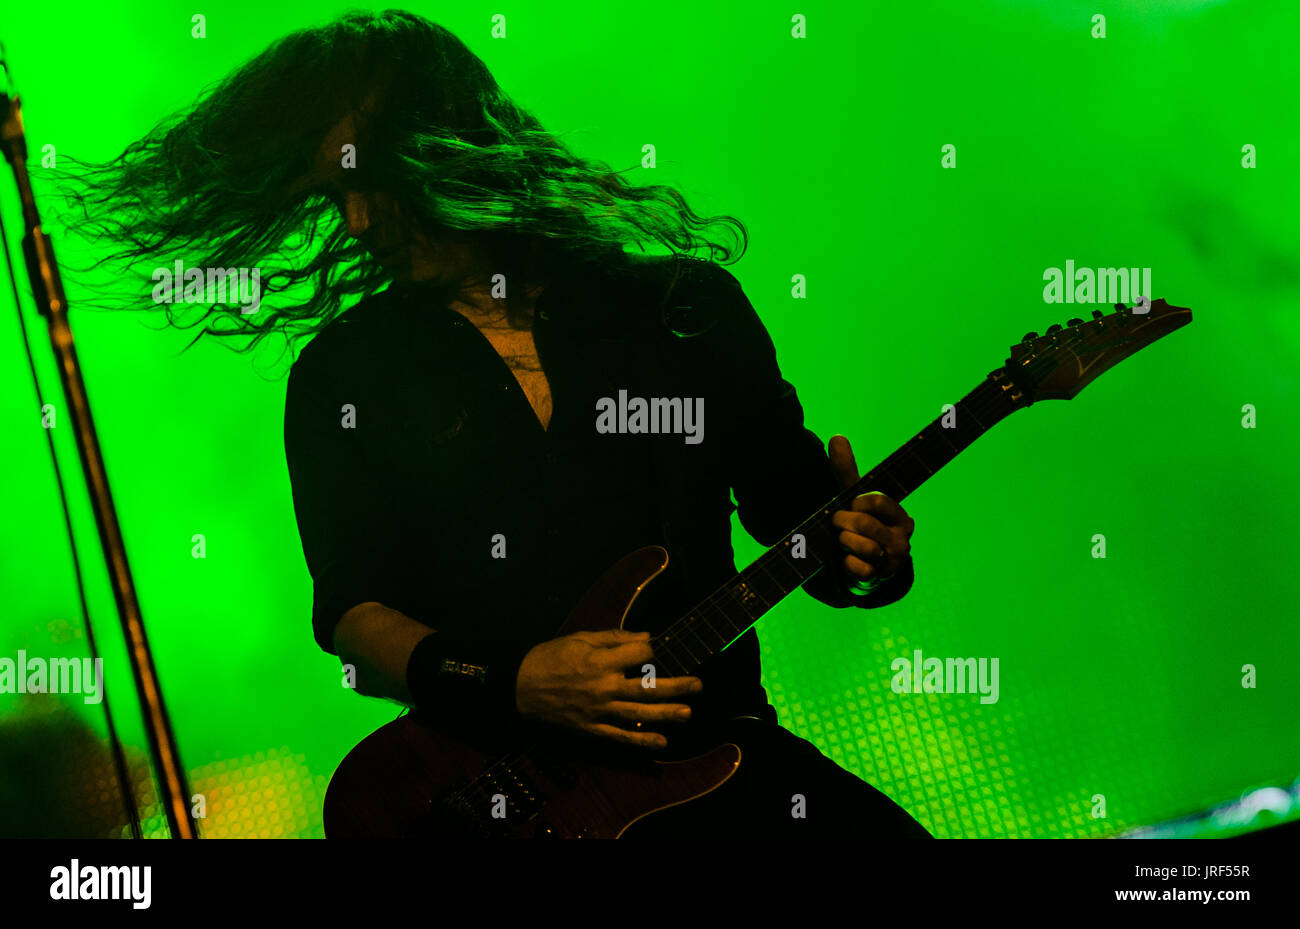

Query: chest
[[476, 324, 553, 432]]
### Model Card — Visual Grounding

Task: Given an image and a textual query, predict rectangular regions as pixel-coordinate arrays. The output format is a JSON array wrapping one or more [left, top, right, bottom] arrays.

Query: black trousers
[[620, 716, 932, 839]]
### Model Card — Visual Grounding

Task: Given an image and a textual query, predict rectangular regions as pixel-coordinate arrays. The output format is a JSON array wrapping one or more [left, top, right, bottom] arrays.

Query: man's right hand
[[514, 629, 703, 748]]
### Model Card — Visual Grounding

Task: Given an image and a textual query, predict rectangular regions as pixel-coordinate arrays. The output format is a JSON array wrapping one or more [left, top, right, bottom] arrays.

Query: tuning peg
[[1046, 323, 1063, 334], [1092, 309, 1104, 319], [1022, 331, 1038, 342], [1067, 318, 1083, 326]]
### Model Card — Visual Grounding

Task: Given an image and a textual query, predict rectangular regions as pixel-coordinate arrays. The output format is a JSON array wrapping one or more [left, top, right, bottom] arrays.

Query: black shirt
[[283, 253, 914, 726]]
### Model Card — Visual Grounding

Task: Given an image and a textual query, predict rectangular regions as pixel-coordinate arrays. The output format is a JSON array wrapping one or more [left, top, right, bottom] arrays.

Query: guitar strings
[[649, 376, 1013, 672], [650, 310, 1135, 672]]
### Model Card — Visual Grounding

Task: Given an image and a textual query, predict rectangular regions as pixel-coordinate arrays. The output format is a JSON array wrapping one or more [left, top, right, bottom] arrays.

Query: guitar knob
[[1022, 331, 1038, 342], [1067, 318, 1083, 327], [1092, 309, 1104, 319], [1046, 323, 1063, 334]]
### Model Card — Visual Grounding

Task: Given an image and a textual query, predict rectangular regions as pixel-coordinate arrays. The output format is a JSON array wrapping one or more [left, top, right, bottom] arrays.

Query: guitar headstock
[[1007, 300, 1192, 402]]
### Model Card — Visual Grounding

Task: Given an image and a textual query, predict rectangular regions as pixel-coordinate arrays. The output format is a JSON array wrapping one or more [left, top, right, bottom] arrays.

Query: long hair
[[51, 9, 746, 358]]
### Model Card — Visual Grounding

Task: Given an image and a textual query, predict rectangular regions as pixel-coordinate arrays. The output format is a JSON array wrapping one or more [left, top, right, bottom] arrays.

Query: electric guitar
[[323, 299, 1192, 838]]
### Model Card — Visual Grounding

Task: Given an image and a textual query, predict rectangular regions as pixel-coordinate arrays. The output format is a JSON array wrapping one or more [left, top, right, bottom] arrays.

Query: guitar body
[[323, 546, 742, 838]]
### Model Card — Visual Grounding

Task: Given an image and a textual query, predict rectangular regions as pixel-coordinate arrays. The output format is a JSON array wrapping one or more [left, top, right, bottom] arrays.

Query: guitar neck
[[649, 368, 1027, 677]]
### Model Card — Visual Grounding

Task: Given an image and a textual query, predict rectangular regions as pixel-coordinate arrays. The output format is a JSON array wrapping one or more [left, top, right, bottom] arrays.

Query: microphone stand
[[0, 78, 196, 838]]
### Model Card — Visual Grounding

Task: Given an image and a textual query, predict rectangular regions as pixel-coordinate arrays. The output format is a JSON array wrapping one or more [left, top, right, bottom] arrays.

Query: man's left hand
[[828, 434, 915, 591]]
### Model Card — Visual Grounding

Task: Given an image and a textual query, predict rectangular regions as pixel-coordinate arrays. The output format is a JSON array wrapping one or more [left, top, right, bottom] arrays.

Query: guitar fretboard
[[649, 369, 1026, 677]]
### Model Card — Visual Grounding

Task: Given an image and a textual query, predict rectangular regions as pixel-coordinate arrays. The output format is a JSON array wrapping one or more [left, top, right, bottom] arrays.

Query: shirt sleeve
[[687, 260, 915, 610], [283, 339, 424, 653]]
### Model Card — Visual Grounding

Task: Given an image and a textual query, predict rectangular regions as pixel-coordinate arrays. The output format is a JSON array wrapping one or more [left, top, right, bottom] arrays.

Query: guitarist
[[68, 10, 931, 838]]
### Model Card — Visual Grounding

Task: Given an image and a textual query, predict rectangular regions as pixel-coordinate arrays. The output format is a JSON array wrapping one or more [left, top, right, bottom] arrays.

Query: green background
[[1, 0, 1296, 838]]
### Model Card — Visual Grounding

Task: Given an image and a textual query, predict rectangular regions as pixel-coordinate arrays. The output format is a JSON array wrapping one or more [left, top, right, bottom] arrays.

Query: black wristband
[[405, 632, 533, 735]]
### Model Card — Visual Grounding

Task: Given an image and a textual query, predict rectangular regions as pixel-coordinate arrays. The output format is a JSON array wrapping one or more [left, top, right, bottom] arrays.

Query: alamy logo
[[595, 390, 703, 445], [891, 649, 999, 704], [50, 859, 151, 909], [152, 259, 262, 314], [0, 651, 103, 704], [1043, 260, 1151, 309]]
